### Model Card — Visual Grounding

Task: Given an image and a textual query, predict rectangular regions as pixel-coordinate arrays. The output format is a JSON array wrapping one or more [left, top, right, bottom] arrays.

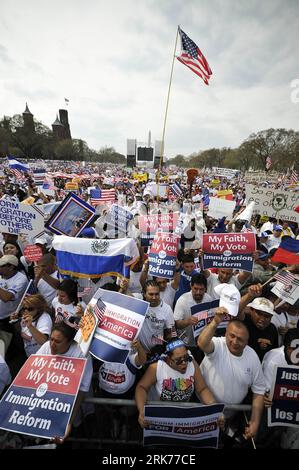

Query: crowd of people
[[0, 157, 298, 449]]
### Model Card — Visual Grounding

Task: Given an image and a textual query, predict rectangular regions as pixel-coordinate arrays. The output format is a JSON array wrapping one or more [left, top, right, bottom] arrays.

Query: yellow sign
[[72, 177, 81, 184], [216, 189, 234, 200], [211, 179, 221, 186], [132, 173, 148, 183], [65, 182, 79, 190]]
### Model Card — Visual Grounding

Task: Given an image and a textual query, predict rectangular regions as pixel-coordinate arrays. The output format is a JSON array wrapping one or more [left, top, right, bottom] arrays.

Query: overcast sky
[[1, 0, 299, 158]]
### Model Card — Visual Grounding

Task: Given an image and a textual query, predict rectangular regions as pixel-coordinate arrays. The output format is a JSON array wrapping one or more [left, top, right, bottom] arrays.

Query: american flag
[[93, 298, 106, 325], [152, 334, 166, 345], [170, 182, 183, 197], [9, 168, 25, 181], [90, 188, 116, 206], [266, 156, 272, 170], [290, 169, 298, 185], [274, 270, 296, 287], [176, 27, 212, 85]]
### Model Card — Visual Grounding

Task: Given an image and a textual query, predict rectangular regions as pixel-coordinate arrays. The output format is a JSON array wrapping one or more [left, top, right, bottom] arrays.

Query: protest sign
[[271, 277, 299, 305], [89, 289, 148, 363], [46, 192, 95, 237], [0, 355, 86, 439], [216, 189, 234, 200], [202, 232, 256, 272], [105, 204, 133, 237], [23, 244, 43, 263], [148, 232, 179, 279], [132, 173, 148, 183], [212, 167, 239, 179], [144, 183, 168, 198], [144, 404, 224, 448], [191, 300, 220, 338], [65, 182, 79, 191], [245, 184, 299, 223], [139, 212, 180, 246], [268, 365, 299, 428], [0, 199, 44, 238], [207, 197, 236, 220]]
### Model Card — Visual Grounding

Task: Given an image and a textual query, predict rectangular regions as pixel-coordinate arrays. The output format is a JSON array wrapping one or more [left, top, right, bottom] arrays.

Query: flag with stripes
[[9, 168, 25, 181], [274, 270, 296, 287], [33, 169, 46, 186], [151, 334, 166, 345], [170, 182, 183, 197], [93, 298, 106, 325], [7, 156, 29, 172], [90, 188, 116, 206], [176, 27, 212, 85], [290, 169, 298, 185]]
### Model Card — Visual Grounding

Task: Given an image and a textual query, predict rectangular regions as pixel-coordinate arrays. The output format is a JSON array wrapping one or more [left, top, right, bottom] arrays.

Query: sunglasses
[[171, 354, 192, 366], [21, 307, 35, 312]]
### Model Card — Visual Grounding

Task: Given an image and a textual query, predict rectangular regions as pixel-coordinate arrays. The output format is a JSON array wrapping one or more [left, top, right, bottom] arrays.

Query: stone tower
[[22, 103, 35, 133], [52, 114, 65, 140], [59, 109, 71, 139]]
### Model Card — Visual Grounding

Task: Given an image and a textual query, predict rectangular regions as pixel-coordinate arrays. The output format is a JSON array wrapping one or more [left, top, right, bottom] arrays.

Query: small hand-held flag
[[176, 27, 212, 85]]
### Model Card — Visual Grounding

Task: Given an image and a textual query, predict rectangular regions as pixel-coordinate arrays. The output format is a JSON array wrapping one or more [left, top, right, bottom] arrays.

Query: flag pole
[[157, 26, 180, 205]]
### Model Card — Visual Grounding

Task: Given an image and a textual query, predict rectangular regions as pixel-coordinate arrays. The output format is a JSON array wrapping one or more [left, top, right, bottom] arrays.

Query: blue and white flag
[[171, 182, 183, 197], [7, 156, 29, 173], [33, 169, 46, 186], [52, 235, 139, 279], [89, 289, 148, 363]]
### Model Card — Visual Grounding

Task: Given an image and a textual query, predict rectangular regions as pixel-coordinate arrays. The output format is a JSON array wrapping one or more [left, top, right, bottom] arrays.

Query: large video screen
[[137, 147, 153, 161]]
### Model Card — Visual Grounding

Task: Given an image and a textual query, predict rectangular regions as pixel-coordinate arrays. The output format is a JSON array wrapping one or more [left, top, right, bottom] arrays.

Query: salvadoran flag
[[52, 235, 139, 279], [7, 156, 29, 172]]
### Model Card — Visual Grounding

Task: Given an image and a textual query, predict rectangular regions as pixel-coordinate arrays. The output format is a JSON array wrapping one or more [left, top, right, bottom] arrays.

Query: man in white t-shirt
[[0, 255, 28, 324], [34, 254, 60, 308], [202, 266, 250, 300], [137, 280, 175, 354], [198, 308, 265, 441], [174, 273, 212, 345]]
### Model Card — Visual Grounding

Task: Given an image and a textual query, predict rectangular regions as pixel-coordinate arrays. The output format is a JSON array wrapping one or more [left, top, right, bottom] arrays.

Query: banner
[[245, 184, 299, 223], [202, 232, 256, 272], [148, 232, 179, 279], [132, 173, 148, 183], [191, 300, 220, 338], [105, 204, 133, 237], [0, 199, 44, 238], [89, 289, 148, 363], [0, 355, 86, 439], [268, 365, 299, 428], [144, 404, 224, 448], [271, 278, 299, 305], [212, 167, 239, 179], [207, 197, 236, 220], [144, 183, 168, 198], [52, 235, 139, 279], [216, 189, 234, 200], [139, 212, 180, 246], [46, 192, 95, 237]]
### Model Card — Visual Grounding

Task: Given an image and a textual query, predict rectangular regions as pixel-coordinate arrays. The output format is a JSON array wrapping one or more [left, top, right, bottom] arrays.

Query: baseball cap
[[273, 225, 283, 231], [259, 231, 269, 238], [247, 297, 275, 315], [0, 255, 19, 267], [258, 251, 269, 260], [214, 283, 241, 317], [34, 237, 47, 245]]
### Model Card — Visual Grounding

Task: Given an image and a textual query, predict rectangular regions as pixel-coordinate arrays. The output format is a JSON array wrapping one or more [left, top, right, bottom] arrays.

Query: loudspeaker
[[127, 139, 136, 167]]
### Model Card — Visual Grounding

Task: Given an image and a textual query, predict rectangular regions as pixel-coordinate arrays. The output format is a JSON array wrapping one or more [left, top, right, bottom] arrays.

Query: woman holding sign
[[135, 338, 220, 429]]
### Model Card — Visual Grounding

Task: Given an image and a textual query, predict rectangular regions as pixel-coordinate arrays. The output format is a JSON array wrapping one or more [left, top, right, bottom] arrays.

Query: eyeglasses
[[171, 354, 191, 366]]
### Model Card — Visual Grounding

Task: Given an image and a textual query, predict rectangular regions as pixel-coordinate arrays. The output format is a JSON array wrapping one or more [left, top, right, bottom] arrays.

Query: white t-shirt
[[126, 271, 142, 294], [160, 284, 177, 308], [207, 272, 242, 300], [271, 312, 299, 346], [262, 346, 287, 390], [0, 271, 28, 320], [37, 271, 60, 307], [200, 336, 265, 406], [98, 351, 141, 394], [155, 359, 195, 402], [52, 297, 86, 327], [36, 341, 93, 392], [20, 312, 53, 357], [138, 301, 175, 352], [174, 291, 213, 345]]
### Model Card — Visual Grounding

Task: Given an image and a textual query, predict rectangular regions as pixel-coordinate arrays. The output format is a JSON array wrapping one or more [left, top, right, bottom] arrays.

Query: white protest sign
[[245, 184, 299, 223], [271, 279, 299, 305], [0, 199, 44, 237], [207, 197, 236, 220]]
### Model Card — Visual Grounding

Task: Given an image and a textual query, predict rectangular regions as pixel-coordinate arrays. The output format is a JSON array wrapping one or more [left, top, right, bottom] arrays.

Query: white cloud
[[0, 0, 298, 158]]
